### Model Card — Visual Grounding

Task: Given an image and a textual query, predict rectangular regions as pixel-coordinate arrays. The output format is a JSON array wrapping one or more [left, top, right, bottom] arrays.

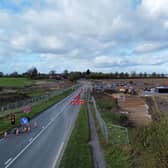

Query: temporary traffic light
[[10, 113, 16, 125]]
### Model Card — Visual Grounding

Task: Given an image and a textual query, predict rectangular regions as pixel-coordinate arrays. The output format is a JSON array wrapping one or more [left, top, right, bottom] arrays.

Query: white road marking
[[28, 138, 33, 142], [53, 98, 81, 168], [3, 89, 79, 168], [4, 158, 12, 165], [4, 101, 70, 168], [51, 142, 64, 168], [55, 92, 76, 106]]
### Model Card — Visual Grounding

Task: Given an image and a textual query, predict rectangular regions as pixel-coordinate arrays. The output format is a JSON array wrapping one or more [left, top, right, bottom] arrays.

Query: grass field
[[0, 88, 74, 136], [0, 77, 35, 87], [59, 104, 92, 168]]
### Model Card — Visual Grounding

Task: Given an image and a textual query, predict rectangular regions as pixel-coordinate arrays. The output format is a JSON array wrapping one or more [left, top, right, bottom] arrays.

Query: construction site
[[92, 78, 168, 167], [93, 78, 168, 126]]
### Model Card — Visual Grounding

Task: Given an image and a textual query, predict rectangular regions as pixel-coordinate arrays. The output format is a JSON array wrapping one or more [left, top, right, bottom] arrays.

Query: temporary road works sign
[[24, 105, 31, 113]]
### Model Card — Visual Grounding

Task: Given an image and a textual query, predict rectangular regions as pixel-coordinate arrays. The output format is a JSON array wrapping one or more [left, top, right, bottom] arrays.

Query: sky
[[0, 0, 168, 74]]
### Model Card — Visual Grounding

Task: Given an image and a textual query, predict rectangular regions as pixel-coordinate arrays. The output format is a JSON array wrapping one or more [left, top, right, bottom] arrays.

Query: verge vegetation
[[59, 104, 92, 168], [92, 93, 131, 168], [0, 77, 35, 87]]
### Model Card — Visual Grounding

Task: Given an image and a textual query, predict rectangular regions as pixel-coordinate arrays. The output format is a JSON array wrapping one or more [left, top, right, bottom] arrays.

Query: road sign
[[24, 105, 31, 113], [21, 117, 29, 125]]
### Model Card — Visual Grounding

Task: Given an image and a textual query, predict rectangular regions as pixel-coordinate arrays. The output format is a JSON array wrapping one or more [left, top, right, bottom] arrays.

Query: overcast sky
[[0, 0, 168, 74]]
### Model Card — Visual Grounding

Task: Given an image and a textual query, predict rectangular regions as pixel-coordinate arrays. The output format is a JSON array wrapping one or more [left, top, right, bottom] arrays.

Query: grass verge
[[92, 93, 131, 168], [0, 88, 74, 136], [59, 104, 92, 168]]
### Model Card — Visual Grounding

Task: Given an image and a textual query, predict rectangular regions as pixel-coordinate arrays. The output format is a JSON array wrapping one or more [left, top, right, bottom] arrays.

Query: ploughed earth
[[111, 93, 152, 126]]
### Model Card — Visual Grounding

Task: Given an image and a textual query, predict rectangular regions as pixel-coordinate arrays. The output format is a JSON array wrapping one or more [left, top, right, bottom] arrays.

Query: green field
[[0, 77, 35, 87], [60, 105, 92, 168]]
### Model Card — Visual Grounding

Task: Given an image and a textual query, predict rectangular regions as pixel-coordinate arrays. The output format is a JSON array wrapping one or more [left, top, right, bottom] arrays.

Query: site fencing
[[91, 96, 109, 143], [91, 96, 129, 144], [0, 85, 78, 114]]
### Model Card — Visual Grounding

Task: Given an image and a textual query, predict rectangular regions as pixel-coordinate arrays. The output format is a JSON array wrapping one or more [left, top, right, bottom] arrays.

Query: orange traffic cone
[[16, 128, 19, 136], [34, 121, 37, 128], [23, 127, 27, 133], [4, 131, 8, 139], [27, 126, 31, 132]]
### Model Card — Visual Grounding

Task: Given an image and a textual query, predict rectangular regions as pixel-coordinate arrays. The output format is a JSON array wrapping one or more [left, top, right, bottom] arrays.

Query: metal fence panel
[[92, 96, 129, 144]]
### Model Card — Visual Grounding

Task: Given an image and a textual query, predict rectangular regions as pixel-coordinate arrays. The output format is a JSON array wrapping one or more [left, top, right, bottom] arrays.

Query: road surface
[[0, 88, 83, 168]]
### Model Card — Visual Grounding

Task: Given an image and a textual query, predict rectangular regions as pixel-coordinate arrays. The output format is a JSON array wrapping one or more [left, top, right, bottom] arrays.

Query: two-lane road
[[0, 88, 83, 168]]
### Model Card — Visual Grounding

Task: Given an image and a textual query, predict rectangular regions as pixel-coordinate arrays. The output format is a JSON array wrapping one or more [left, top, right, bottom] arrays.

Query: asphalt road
[[0, 88, 83, 168]]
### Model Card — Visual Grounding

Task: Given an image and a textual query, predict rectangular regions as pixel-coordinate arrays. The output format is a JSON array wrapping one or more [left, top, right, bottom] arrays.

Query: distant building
[[49, 74, 62, 80], [155, 86, 168, 93]]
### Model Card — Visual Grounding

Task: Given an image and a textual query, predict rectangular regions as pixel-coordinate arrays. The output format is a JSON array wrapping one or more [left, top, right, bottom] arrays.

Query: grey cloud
[[134, 42, 168, 54], [0, 0, 168, 73]]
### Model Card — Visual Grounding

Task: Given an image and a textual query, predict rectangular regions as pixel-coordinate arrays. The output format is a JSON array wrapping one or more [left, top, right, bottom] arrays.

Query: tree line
[[0, 68, 166, 81]]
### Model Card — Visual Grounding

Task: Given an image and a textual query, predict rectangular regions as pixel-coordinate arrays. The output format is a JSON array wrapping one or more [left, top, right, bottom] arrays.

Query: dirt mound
[[121, 97, 145, 107]]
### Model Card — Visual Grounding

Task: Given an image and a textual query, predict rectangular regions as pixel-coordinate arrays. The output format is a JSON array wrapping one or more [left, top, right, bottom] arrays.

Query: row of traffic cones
[[3, 121, 38, 139], [3, 128, 19, 138]]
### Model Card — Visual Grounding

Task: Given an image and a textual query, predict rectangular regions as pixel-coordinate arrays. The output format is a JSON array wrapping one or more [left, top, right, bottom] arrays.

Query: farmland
[[0, 77, 35, 87]]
